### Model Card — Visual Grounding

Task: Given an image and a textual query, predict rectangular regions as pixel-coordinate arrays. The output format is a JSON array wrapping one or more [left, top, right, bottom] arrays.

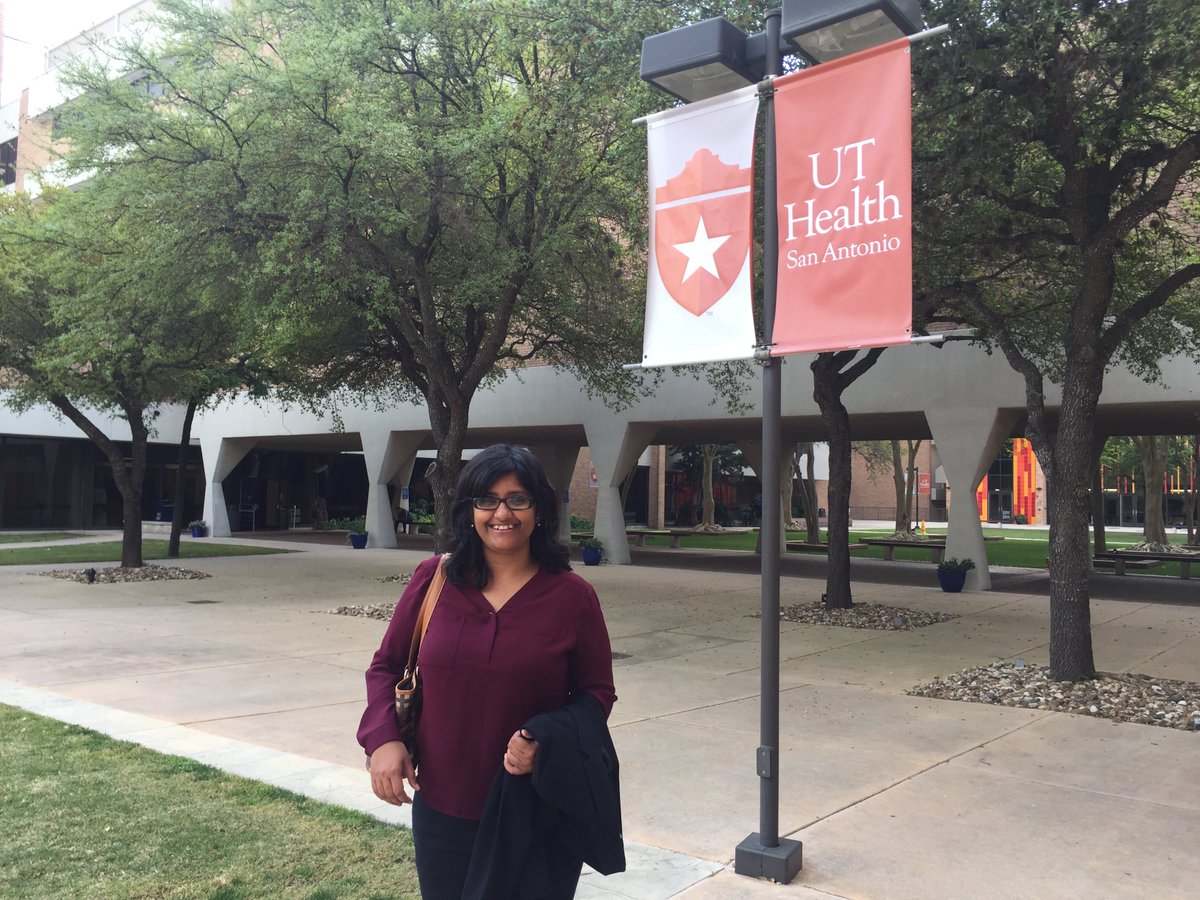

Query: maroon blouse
[[357, 554, 617, 820]]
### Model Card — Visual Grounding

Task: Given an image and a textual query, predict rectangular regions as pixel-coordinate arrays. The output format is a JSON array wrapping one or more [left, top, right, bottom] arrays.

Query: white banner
[[641, 85, 760, 368]]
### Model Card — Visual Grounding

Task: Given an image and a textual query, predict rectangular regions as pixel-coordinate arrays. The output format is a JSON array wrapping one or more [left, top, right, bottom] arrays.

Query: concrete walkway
[[1, 534, 1198, 898]]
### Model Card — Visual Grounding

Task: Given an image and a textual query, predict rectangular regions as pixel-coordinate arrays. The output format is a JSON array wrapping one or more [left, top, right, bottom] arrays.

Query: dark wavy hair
[[444, 444, 570, 588]]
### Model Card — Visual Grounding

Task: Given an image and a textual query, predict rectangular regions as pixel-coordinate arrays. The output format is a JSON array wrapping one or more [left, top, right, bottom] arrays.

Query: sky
[[1, 0, 131, 104]]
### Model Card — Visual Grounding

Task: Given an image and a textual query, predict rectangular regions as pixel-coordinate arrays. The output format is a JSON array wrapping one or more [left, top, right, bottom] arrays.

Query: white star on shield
[[673, 216, 731, 283]]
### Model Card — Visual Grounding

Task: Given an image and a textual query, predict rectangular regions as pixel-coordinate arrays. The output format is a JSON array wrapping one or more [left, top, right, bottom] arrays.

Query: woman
[[358, 444, 617, 899]]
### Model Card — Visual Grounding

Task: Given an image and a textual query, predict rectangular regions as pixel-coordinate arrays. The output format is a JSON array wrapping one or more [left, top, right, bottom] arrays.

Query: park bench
[[1102, 549, 1198, 579], [861, 538, 946, 563], [786, 541, 867, 553], [625, 528, 677, 547]]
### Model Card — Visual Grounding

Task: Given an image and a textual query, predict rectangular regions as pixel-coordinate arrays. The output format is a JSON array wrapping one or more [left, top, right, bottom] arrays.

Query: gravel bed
[[774, 601, 958, 630], [328, 602, 397, 621], [44, 565, 212, 583], [325, 573, 409, 619], [910, 663, 1200, 731]]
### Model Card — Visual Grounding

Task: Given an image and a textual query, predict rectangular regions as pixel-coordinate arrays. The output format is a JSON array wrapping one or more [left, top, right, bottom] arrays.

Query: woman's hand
[[503, 728, 539, 776], [369, 740, 420, 805]]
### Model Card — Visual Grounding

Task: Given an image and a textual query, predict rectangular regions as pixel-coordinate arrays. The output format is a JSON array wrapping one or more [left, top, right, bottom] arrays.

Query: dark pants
[[412, 793, 478, 900], [411, 793, 583, 899]]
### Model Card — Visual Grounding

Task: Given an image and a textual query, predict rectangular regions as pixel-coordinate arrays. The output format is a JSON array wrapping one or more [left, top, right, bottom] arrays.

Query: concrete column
[[647, 445, 667, 529], [736, 438, 790, 556], [362, 431, 425, 549], [527, 443, 582, 546], [200, 436, 256, 537], [584, 422, 656, 565], [925, 406, 1022, 590]]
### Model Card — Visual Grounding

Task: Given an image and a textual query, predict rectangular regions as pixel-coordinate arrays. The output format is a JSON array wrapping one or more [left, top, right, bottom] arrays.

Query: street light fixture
[[640, 0, 925, 886], [781, 0, 925, 63]]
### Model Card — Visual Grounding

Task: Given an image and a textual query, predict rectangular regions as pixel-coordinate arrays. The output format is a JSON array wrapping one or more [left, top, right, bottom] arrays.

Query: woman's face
[[472, 472, 537, 561]]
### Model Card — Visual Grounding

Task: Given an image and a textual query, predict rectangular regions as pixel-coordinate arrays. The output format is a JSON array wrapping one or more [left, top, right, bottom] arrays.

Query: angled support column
[[527, 443, 583, 546], [584, 422, 656, 565], [362, 431, 425, 549], [200, 436, 256, 537], [926, 407, 1022, 590]]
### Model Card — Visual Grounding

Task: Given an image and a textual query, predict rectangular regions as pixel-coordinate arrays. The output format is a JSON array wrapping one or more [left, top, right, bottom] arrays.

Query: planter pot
[[190, 527, 206, 538], [349, 533, 369, 550], [937, 569, 967, 593], [580, 547, 602, 566]]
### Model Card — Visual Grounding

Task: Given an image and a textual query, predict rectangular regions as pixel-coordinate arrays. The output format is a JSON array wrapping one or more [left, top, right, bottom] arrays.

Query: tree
[[0, 188, 248, 566], [1130, 436, 1169, 545], [812, 348, 885, 608], [793, 442, 822, 543], [60, 0, 666, 548], [668, 443, 745, 527], [914, 0, 1200, 679]]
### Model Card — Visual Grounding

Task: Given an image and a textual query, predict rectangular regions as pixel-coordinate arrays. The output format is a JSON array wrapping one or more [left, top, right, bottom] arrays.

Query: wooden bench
[[625, 528, 673, 547], [861, 538, 946, 563], [1104, 550, 1198, 579], [1092, 553, 1159, 572], [786, 541, 867, 553]]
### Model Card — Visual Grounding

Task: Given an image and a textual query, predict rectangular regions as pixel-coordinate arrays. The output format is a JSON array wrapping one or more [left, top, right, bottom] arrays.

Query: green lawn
[[635, 527, 1194, 574], [0, 704, 418, 899], [0, 532, 83, 544], [0, 540, 291, 567]]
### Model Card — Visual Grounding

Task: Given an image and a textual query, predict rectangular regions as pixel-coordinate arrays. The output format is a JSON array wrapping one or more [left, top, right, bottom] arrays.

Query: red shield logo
[[654, 149, 753, 317]]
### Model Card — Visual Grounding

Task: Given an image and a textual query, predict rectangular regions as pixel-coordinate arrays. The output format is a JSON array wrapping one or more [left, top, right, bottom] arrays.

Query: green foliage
[[569, 514, 593, 531], [328, 516, 367, 535], [937, 556, 977, 574], [579, 536, 605, 552], [914, 0, 1200, 384]]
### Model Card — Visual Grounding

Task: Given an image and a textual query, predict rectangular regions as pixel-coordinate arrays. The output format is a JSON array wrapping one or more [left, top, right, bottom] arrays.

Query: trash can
[[154, 499, 174, 522]]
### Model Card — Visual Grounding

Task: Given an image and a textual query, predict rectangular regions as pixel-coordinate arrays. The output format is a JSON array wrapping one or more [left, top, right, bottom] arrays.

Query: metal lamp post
[[640, 0, 924, 884]]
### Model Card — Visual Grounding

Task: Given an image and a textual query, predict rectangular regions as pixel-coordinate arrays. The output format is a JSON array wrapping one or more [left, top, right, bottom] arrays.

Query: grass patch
[[640, 528, 1193, 573], [0, 532, 83, 544], [0, 704, 418, 899], [0, 540, 291, 567]]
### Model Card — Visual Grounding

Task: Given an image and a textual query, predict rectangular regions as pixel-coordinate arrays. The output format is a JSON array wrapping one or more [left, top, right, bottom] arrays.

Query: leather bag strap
[[404, 553, 448, 673]]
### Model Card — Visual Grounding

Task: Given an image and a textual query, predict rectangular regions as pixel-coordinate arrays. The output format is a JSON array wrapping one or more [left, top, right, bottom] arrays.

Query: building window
[[0, 138, 16, 186]]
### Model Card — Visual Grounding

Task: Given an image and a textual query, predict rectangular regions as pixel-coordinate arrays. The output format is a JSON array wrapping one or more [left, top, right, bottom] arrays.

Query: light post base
[[734, 833, 803, 884]]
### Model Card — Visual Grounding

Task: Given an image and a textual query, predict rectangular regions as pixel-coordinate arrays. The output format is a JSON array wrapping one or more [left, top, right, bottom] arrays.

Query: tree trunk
[[1090, 446, 1107, 556], [1044, 374, 1102, 682], [905, 440, 921, 526], [424, 387, 470, 553], [49, 395, 147, 568], [1188, 437, 1199, 545], [812, 349, 883, 608], [167, 399, 198, 558], [800, 444, 820, 543], [700, 444, 716, 528], [782, 453, 796, 528], [1132, 436, 1168, 544], [890, 440, 906, 532]]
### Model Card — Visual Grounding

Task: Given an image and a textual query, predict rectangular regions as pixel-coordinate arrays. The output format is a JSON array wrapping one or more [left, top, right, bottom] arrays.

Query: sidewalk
[[1, 537, 1198, 898]]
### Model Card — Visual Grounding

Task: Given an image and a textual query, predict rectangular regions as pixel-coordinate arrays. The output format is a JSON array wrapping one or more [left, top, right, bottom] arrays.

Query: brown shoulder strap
[[404, 553, 449, 672]]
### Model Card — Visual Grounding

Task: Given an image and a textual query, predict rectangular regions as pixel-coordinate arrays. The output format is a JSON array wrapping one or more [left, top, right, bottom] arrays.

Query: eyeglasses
[[472, 495, 534, 511]]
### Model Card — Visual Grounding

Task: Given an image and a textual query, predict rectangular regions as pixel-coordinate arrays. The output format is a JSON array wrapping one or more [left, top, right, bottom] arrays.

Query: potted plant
[[327, 515, 369, 547], [936, 556, 976, 593], [349, 517, 369, 549], [579, 536, 604, 566], [188, 519, 208, 538]]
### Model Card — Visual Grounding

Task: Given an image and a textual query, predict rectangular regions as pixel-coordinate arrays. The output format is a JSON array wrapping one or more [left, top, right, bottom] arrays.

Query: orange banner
[[772, 39, 913, 355]]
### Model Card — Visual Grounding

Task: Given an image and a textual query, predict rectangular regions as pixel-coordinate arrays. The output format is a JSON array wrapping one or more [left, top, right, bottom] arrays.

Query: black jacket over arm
[[463, 692, 624, 900]]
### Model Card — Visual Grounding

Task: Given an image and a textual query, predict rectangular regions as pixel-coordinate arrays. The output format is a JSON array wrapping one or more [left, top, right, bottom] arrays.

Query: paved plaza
[[2, 532, 1198, 898]]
